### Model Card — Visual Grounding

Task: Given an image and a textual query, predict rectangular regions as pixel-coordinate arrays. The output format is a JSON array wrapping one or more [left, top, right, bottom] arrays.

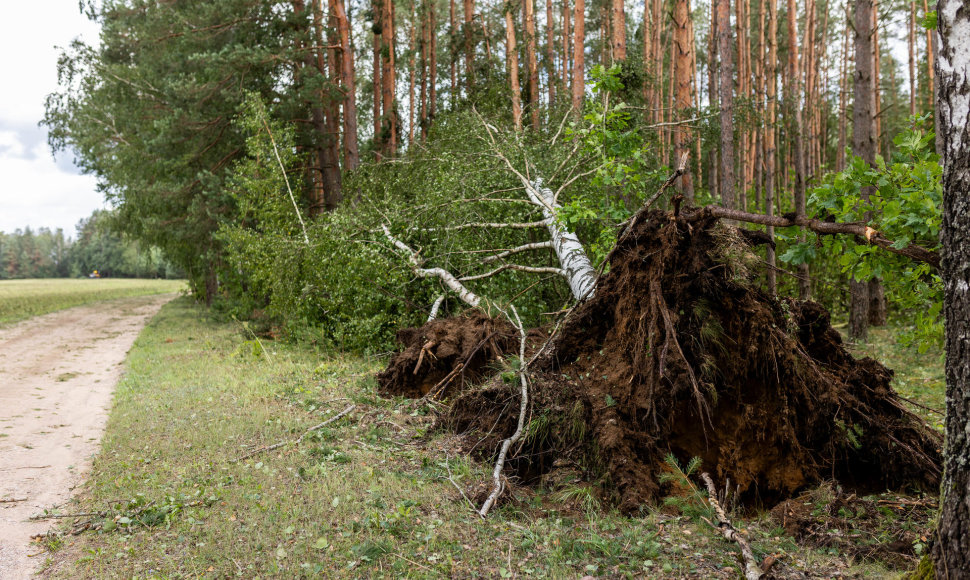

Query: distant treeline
[[0, 210, 181, 280]]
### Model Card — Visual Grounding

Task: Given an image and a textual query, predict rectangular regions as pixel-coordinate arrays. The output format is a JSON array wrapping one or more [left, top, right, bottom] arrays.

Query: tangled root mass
[[379, 209, 942, 511]]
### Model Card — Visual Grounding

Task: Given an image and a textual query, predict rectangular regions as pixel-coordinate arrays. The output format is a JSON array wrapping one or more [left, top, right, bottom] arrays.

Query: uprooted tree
[[375, 119, 943, 517]]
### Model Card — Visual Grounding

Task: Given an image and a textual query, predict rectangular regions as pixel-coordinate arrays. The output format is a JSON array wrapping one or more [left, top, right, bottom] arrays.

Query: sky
[[0, 2, 102, 237]]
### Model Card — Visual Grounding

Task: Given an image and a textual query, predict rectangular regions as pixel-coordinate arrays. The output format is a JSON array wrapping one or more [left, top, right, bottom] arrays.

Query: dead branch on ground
[[701, 472, 764, 580]]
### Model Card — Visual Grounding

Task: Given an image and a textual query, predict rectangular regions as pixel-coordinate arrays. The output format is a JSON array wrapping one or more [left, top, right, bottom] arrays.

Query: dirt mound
[[377, 311, 517, 399], [770, 484, 934, 569], [380, 208, 942, 511]]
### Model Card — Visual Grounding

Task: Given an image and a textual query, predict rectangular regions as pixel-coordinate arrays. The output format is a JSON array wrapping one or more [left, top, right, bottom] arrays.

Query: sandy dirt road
[[0, 294, 174, 579]]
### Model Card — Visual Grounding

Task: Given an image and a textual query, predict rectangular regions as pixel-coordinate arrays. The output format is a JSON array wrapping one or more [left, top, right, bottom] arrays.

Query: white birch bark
[[521, 177, 598, 300], [382, 225, 483, 308]]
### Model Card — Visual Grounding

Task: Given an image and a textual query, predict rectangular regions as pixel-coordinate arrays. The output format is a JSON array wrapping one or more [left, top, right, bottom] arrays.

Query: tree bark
[[450, 0, 457, 101], [546, 0, 556, 105], [381, 0, 397, 157], [787, 0, 810, 299], [571, 0, 585, 112], [463, 0, 474, 91], [717, 0, 736, 209], [765, 0, 777, 294], [505, 4, 523, 132], [850, 0, 876, 340], [933, 2, 970, 575], [373, 0, 383, 158], [525, 0, 539, 129], [909, 1, 916, 117], [610, 0, 626, 62], [332, 0, 359, 171], [672, 0, 694, 201]]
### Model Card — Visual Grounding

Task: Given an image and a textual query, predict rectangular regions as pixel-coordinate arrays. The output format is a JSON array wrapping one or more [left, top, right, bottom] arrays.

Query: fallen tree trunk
[[522, 177, 597, 300]]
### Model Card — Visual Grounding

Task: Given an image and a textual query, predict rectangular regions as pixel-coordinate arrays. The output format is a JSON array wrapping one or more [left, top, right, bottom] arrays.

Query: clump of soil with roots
[[378, 208, 942, 511]]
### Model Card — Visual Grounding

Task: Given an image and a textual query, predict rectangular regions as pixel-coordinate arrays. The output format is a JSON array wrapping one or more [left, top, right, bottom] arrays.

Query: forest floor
[[0, 294, 176, 580], [32, 298, 943, 579]]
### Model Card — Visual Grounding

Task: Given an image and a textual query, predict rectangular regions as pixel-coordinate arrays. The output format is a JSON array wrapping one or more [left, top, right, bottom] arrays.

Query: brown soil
[[378, 209, 942, 512], [770, 484, 934, 570], [376, 311, 517, 399], [0, 295, 173, 580]]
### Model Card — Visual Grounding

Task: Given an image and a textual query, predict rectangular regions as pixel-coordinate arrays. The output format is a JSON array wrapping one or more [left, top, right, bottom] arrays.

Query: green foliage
[[781, 117, 942, 349], [560, 65, 667, 264], [44, 0, 338, 301]]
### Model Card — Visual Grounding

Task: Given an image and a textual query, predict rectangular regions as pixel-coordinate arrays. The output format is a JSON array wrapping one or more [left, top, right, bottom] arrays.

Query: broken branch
[[701, 472, 764, 580], [694, 206, 940, 270]]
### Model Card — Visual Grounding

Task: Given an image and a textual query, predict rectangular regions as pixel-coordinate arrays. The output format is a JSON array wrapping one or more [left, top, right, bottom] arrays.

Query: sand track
[[0, 294, 173, 579]]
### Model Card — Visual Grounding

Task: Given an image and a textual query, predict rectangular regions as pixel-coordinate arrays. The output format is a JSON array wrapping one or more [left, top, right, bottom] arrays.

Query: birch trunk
[[522, 178, 597, 300], [933, 0, 970, 573]]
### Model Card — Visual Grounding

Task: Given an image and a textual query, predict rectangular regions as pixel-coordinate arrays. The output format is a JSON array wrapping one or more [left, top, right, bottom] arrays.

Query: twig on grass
[[234, 404, 356, 462], [701, 472, 763, 580], [29, 512, 104, 520]]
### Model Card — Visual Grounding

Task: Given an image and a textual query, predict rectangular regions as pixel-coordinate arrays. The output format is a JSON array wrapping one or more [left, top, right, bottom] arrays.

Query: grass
[[845, 324, 946, 431], [39, 299, 940, 578], [0, 278, 185, 326]]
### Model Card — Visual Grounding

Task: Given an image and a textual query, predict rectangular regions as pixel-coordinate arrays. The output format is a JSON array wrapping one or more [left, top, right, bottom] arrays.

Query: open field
[[32, 298, 941, 578], [0, 279, 185, 326]]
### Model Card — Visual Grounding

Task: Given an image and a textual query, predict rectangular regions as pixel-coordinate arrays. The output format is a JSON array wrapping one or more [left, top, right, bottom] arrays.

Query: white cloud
[[0, 1, 102, 237], [0, 133, 103, 236]]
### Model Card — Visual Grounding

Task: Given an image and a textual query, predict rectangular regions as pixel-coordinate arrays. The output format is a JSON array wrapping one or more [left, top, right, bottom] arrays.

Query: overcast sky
[[0, 2, 102, 237]]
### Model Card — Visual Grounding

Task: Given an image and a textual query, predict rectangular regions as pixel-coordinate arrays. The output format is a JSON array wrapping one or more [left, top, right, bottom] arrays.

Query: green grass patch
[[42, 300, 932, 578], [846, 325, 945, 431], [0, 278, 185, 325]]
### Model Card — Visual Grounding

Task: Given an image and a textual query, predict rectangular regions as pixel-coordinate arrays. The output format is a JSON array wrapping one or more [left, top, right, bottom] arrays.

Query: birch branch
[[422, 219, 553, 231], [261, 117, 309, 245], [382, 225, 483, 308], [427, 294, 446, 322], [460, 264, 565, 282], [480, 241, 555, 263], [479, 305, 529, 518], [701, 472, 764, 580]]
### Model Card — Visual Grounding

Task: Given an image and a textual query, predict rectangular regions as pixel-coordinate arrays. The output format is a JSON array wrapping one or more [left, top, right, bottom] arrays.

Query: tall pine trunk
[[381, 0, 397, 156], [673, 0, 694, 200], [849, 0, 876, 341], [333, 0, 358, 171], [787, 0, 810, 299], [717, 0, 735, 209], [611, 0, 626, 61], [525, 0, 539, 129], [765, 0, 777, 294], [571, 0, 585, 112], [546, 0, 556, 105], [506, 3, 523, 131]]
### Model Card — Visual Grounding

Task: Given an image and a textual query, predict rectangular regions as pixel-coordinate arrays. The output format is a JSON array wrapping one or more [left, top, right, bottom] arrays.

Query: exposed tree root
[[379, 208, 942, 512]]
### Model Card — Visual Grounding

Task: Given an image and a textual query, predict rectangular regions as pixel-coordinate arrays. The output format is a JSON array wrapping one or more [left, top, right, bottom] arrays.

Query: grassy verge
[[0, 278, 185, 326], [40, 299, 937, 578]]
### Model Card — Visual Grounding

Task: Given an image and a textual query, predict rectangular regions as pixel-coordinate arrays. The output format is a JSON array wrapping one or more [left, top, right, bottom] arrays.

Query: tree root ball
[[379, 209, 942, 511]]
